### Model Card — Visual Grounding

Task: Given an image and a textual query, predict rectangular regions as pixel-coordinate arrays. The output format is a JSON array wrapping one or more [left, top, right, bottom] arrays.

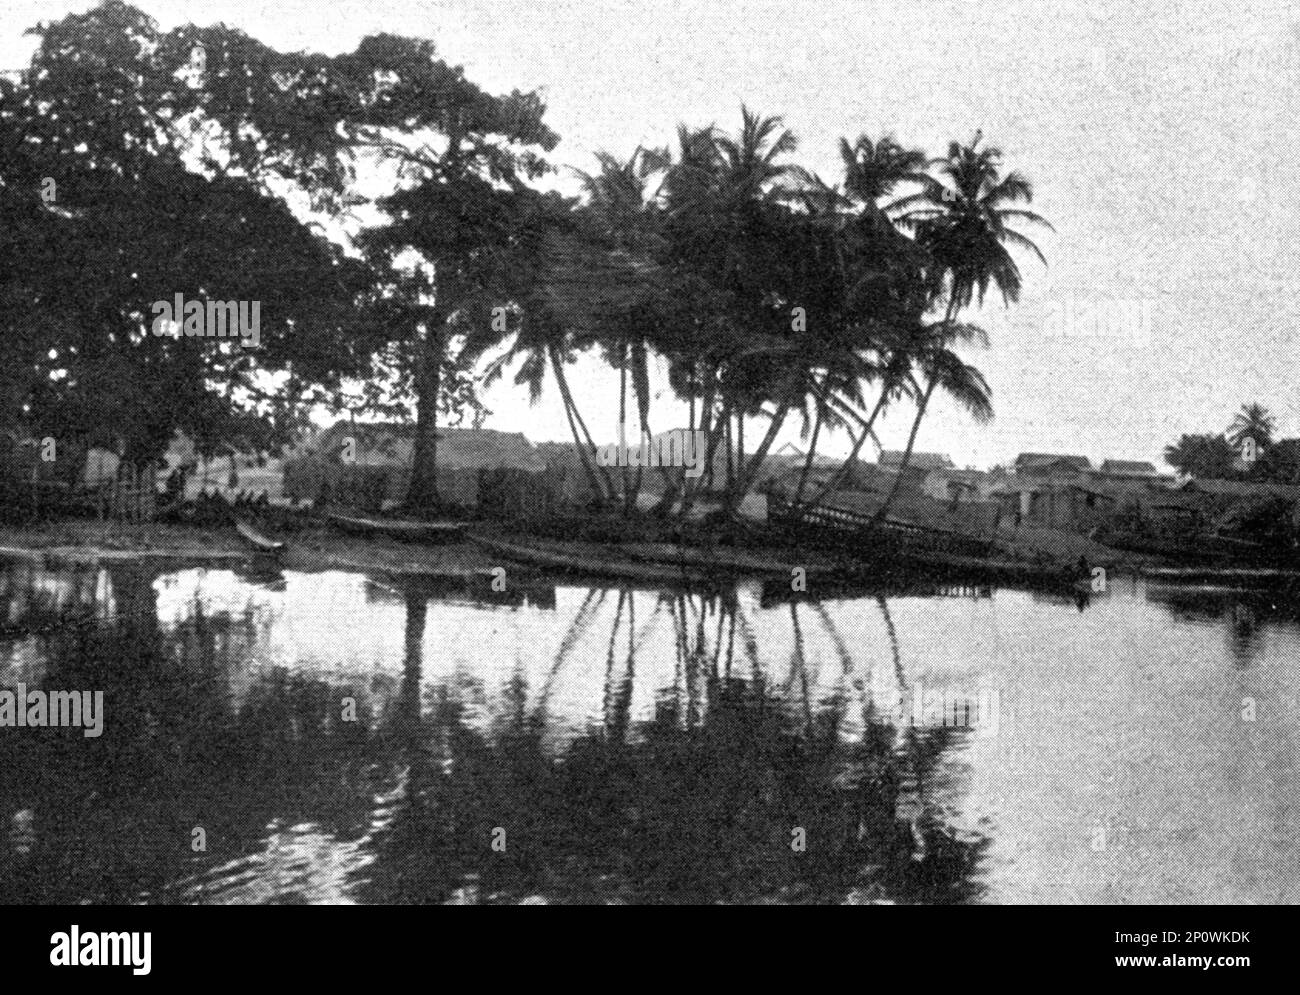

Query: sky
[[3, 0, 1299, 470]]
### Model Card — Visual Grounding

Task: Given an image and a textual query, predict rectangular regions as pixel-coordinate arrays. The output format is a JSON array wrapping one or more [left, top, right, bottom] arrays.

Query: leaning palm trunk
[[871, 293, 963, 524], [627, 350, 679, 514], [682, 391, 728, 516], [870, 376, 937, 525], [558, 380, 605, 501], [727, 401, 791, 513], [680, 383, 715, 515], [804, 384, 893, 509], [549, 344, 612, 502], [793, 401, 825, 506]]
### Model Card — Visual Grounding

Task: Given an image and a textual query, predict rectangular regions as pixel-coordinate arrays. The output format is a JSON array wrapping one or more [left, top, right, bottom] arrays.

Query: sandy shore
[[0, 520, 497, 578]]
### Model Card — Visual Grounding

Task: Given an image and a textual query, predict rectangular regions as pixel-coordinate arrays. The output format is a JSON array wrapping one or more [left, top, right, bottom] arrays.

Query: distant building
[[990, 476, 1118, 532], [923, 467, 992, 503], [856, 452, 949, 498], [1013, 453, 1092, 477], [1098, 459, 1160, 477], [282, 421, 554, 512], [880, 451, 954, 471], [83, 447, 121, 489]]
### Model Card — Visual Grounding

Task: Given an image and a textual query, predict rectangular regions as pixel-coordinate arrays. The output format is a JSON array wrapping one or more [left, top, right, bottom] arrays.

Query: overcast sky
[[4, 0, 1298, 468]]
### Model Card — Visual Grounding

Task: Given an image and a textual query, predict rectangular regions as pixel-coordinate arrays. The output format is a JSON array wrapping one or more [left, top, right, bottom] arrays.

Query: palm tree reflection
[[0, 560, 988, 904], [355, 580, 986, 904]]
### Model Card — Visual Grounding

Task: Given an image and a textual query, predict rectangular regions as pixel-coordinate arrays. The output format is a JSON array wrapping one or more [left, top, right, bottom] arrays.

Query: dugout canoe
[[464, 533, 712, 585], [326, 513, 463, 543], [234, 518, 286, 554]]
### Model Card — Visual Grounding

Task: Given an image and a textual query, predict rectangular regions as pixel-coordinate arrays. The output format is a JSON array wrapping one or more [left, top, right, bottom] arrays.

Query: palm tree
[[873, 133, 1051, 523], [576, 146, 670, 512], [891, 132, 1052, 313], [660, 108, 807, 512], [1227, 403, 1276, 451], [870, 322, 995, 521], [469, 201, 658, 504], [794, 135, 932, 509], [841, 133, 929, 233], [712, 106, 803, 210], [712, 124, 934, 514]]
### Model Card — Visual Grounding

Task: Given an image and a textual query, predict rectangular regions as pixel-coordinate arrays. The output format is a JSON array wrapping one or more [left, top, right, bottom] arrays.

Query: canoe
[[326, 513, 462, 543], [465, 533, 711, 585], [1140, 566, 1300, 588], [235, 518, 286, 554], [1104, 531, 1267, 564], [617, 541, 841, 579], [766, 495, 995, 559]]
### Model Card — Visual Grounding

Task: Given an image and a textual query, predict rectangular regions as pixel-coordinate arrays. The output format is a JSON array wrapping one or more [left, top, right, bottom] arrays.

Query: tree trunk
[[804, 378, 894, 509], [793, 401, 824, 506], [735, 412, 745, 488], [549, 345, 608, 501], [728, 401, 790, 513], [871, 377, 937, 525], [688, 372, 696, 434], [405, 320, 443, 512], [629, 347, 665, 514], [620, 343, 633, 516], [870, 291, 963, 525], [682, 378, 720, 514]]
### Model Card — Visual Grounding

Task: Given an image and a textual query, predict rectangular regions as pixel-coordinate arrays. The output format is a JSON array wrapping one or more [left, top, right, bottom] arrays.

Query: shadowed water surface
[[1, 557, 1298, 904]]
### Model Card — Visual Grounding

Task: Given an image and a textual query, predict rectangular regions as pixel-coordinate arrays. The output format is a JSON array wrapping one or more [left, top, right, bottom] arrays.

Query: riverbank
[[0, 516, 1152, 584], [0, 520, 498, 578]]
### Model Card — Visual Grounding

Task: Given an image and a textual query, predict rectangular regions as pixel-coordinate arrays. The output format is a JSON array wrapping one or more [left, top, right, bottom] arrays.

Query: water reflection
[[2, 557, 1300, 903]]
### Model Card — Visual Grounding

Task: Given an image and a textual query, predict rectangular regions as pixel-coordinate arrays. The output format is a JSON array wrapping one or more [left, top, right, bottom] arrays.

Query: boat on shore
[[766, 494, 996, 560], [616, 541, 843, 580], [464, 532, 712, 585], [764, 495, 1093, 588], [234, 518, 286, 554], [1103, 531, 1264, 565], [326, 512, 463, 543], [1140, 565, 1300, 588]]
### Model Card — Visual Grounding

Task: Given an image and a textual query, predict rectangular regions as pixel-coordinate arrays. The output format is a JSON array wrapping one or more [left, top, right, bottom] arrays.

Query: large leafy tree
[[160, 22, 562, 509], [1164, 433, 1237, 479], [1256, 439, 1300, 485], [0, 1, 374, 466]]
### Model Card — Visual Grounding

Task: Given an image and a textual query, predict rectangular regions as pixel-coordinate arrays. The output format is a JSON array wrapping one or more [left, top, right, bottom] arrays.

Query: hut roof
[[310, 422, 546, 472], [1099, 459, 1159, 475], [880, 450, 953, 470], [1014, 453, 1092, 472]]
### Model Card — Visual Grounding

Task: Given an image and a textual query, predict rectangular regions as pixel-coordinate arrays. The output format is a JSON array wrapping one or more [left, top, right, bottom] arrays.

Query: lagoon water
[[1, 556, 1298, 904]]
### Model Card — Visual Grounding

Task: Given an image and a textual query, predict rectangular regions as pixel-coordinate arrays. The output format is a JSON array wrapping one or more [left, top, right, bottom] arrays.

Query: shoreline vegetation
[[2, 4, 1053, 534], [0, 513, 1152, 581], [5, 6, 1295, 589]]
